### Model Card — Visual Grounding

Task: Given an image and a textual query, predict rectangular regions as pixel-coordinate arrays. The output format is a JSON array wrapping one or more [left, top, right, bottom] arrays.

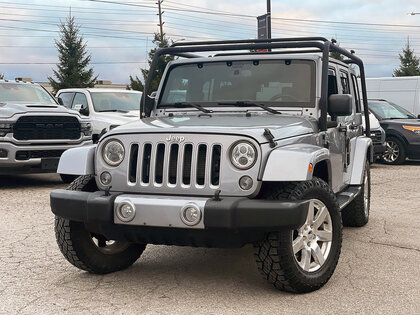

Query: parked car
[[0, 80, 92, 182], [365, 76, 420, 116], [56, 88, 142, 142], [369, 99, 420, 164], [363, 112, 386, 160], [51, 38, 373, 293]]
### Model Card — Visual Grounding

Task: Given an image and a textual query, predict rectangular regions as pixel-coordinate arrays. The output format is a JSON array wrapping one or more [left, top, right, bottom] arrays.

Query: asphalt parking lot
[[1, 163, 419, 314]]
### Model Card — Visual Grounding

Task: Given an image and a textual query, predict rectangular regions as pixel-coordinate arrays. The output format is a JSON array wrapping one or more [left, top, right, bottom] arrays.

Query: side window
[[72, 93, 88, 109], [351, 74, 361, 113], [328, 68, 338, 96], [58, 92, 74, 108], [340, 71, 351, 94]]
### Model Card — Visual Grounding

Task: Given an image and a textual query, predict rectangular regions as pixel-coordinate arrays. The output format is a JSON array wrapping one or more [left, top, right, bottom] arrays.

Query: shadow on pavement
[[0, 173, 64, 189]]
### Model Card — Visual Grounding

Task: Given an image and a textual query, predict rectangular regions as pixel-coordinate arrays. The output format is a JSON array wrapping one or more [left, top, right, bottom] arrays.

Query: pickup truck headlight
[[230, 141, 257, 170], [80, 122, 92, 136], [102, 139, 125, 166], [403, 125, 420, 135], [0, 122, 13, 137]]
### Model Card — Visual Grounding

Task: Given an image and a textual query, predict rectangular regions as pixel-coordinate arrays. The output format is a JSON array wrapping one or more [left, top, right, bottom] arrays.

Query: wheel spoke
[[300, 247, 311, 271], [316, 230, 332, 242], [293, 236, 305, 254], [311, 243, 325, 265], [313, 206, 328, 230], [306, 200, 315, 224]]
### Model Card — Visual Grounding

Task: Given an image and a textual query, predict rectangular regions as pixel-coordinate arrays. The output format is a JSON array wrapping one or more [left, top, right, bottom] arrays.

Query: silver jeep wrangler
[[51, 38, 372, 293]]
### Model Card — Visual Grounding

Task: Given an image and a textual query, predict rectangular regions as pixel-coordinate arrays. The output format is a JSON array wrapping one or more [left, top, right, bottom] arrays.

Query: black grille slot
[[370, 130, 382, 144], [141, 143, 152, 183], [14, 116, 80, 140], [128, 144, 139, 183], [182, 144, 193, 185], [15, 150, 64, 160], [196, 144, 207, 186], [155, 143, 165, 184], [168, 144, 179, 185], [210, 145, 221, 186]]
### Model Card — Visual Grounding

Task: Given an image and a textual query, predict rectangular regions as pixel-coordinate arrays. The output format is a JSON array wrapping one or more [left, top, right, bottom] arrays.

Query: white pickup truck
[[56, 88, 142, 142]]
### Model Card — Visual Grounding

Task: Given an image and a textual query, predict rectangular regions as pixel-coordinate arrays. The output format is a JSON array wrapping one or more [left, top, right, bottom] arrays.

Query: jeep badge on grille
[[166, 135, 185, 143]]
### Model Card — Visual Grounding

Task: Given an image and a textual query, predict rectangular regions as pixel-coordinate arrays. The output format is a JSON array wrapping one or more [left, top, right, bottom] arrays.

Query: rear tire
[[254, 178, 342, 293], [342, 162, 370, 227], [54, 175, 146, 274]]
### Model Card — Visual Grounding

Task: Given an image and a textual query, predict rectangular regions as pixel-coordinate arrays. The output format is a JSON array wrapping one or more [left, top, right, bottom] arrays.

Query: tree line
[[2, 16, 420, 91]]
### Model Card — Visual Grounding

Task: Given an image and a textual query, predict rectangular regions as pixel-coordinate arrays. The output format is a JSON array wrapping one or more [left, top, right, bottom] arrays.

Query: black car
[[369, 99, 420, 164]]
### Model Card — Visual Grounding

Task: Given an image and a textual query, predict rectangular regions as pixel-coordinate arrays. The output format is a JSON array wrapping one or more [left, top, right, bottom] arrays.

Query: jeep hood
[[105, 114, 317, 144], [0, 102, 81, 119]]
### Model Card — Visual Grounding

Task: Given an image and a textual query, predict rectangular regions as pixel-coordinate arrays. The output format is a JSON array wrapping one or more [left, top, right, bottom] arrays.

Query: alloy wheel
[[383, 140, 400, 163]]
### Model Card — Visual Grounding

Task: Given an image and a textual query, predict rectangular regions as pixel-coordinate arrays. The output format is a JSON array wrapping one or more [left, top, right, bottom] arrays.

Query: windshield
[[369, 100, 415, 120], [158, 59, 316, 108], [91, 92, 142, 112], [0, 83, 56, 104]]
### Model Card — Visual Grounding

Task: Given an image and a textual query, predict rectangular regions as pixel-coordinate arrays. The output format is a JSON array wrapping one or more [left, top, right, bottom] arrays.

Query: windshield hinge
[[263, 128, 277, 148]]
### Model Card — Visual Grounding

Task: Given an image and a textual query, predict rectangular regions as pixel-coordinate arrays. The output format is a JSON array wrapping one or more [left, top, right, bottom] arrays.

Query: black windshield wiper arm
[[98, 109, 129, 113], [161, 102, 213, 114], [218, 101, 281, 114]]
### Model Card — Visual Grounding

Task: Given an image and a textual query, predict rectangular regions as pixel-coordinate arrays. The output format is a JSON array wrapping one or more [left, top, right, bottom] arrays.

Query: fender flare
[[349, 136, 373, 185], [262, 144, 330, 181], [57, 145, 96, 175]]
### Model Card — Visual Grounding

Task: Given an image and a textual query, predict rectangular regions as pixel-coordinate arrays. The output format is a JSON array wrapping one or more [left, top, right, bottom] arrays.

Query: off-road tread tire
[[54, 175, 146, 274], [342, 163, 370, 227], [60, 174, 79, 184], [382, 136, 406, 165], [254, 178, 342, 293]]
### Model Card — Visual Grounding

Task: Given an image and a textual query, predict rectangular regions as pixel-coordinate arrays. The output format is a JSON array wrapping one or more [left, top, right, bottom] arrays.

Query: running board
[[336, 186, 362, 210]]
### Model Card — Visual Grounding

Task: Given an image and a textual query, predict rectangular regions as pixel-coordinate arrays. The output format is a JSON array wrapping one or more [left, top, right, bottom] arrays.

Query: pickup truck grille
[[129, 142, 222, 189], [15, 150, 65, 160], [370, 130, 382, 144], [14, 116, 80, 140]]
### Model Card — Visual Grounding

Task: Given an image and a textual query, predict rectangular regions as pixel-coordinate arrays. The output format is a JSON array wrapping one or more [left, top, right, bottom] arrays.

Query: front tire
[[54, 175, 146, 274], [382, 137, 406, 165], [60, 174, 79, 184], [254, 178, 342, 293]]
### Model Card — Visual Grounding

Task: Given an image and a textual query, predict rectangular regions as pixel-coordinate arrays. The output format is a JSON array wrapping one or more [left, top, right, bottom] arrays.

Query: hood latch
[[263, 128, 277, 148]]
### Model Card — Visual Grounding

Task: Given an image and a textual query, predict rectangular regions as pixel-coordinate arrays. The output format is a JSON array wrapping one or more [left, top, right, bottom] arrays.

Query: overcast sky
[[1, 0, 420, 84]]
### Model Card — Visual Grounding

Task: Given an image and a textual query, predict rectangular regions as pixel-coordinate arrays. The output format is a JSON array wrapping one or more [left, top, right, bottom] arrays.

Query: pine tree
[[48, 15, 97, 94], [127, 33, 174, 93], [393, 40, 420, 77]]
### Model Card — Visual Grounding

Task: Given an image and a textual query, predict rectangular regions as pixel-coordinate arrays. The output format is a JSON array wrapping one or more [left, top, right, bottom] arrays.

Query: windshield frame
[[156, 58, 316, 109], [369, 100, 416, 120], [89, 91, 142, 113], [0, 82, 57, 105]]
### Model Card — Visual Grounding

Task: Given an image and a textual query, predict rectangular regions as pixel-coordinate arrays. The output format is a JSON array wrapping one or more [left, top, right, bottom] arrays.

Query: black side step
[[336, 186, 362, 210]]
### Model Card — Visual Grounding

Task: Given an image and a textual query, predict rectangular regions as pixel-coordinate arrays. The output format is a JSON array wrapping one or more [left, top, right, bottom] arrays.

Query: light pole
[[267, 0, 271, 39]]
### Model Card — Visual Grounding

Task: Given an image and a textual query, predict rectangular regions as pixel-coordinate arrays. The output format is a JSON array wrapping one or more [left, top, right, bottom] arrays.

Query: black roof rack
[[141, 37, 369, 135]]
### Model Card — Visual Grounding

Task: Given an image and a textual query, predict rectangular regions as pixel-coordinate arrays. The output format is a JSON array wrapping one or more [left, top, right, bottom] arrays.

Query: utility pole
[[157, 0, 164, 40], [266, 0, 271, 39]]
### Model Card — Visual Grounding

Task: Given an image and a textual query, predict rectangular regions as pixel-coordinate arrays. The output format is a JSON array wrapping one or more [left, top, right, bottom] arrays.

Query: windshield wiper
[[218, 101, 281, 114], [98, 109, 129, 113], [160, 102, 213, 114]]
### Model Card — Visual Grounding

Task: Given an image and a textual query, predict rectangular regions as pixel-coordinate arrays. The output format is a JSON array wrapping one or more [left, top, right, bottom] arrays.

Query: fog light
[[100, 171, 112, 185], [180, 204, 202, 226], [117, 202, 136, 222], [239, 175, 253, 190], [0, 149, 8, 158]]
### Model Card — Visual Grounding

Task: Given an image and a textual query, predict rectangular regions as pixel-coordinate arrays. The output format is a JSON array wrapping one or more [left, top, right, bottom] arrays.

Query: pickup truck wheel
[[254, 178, 342, 293], [54, 175, 146, 274], [342, 162, 370, 227], [59, 174, 79, 184], [382, 137, 406, 165]]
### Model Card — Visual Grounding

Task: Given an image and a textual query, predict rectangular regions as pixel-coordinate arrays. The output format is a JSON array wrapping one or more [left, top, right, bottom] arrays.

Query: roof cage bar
[[214, 49, 323, 57], [170, 37, 329, 47]]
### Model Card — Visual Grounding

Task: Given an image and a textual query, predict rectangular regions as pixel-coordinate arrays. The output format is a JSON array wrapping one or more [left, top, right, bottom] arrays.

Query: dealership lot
[[0, 163, 419, 314]]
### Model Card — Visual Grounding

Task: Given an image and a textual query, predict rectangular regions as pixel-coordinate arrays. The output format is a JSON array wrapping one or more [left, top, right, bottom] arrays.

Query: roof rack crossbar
[[170, 37, 329, 47]]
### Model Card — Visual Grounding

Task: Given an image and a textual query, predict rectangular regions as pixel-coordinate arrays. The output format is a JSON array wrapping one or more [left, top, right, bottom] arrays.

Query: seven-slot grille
[[128, 142, 222, 189], [14, 116, 80, 140], [370, 130, 382, 144]]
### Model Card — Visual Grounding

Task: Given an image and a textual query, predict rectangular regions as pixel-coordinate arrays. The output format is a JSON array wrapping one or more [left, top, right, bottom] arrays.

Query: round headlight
[[102, 139, 125, 166], [230, 141, 257, 170]]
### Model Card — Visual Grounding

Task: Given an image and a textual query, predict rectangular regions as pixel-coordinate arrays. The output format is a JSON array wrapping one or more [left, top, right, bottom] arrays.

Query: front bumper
[[50, 190, 309, 247], [0, 140, 92, 174]]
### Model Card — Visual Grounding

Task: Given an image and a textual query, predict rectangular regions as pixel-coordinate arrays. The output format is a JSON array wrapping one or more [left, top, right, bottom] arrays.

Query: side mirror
[[328, 94, 352, 118], [56, 97, 64, 106], [143, 95, 155, 117], [73, 104, 89, 116], [149, 91, 157, 98]]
